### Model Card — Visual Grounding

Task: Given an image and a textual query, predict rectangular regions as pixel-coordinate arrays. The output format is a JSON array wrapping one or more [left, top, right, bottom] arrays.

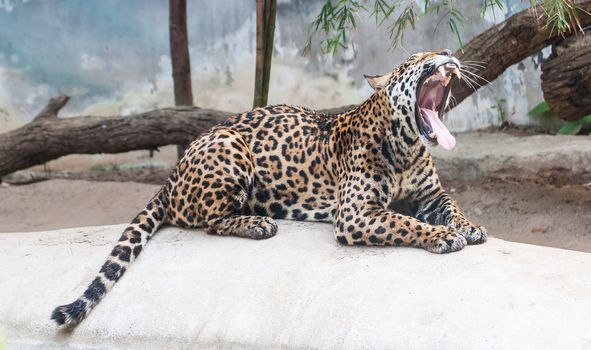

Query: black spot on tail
[[110, 245, 131, 262], [83, 277, 106, 302], [100, 261, 123, 281], [51, 299, 87, 326], [133, 245, 142, 258]]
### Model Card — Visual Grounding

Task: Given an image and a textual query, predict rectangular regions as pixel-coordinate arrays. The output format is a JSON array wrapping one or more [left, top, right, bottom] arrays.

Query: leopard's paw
[[246, 217, 278, 240], [425, 228, 467, 254], [456, 224, 488, 245]]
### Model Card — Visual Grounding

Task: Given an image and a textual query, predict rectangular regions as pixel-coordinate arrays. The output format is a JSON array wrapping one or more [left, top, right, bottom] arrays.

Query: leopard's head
[[365, 50, 461, 150]]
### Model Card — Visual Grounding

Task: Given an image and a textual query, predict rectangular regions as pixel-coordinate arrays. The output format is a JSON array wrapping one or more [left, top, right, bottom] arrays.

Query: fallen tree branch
[[34, 95, 70, 121], [451, 0, 591, 106], [0, 97, 354, 177], [0, 101, 229, 177]]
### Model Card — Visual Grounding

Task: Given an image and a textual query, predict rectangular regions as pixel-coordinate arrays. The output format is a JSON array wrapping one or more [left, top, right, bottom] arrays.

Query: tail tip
[[50, 299, 87, 327], [50, 307, 67, 325]]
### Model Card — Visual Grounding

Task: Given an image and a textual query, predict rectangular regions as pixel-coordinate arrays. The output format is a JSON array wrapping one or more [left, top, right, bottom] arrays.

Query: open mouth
[[416, 62, 461, 150]]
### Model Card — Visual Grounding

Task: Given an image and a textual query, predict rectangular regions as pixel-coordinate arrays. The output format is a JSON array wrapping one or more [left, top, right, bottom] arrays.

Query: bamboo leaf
[[481, 0, 504, 18], [305, 0, 586, 56], [527, 101, 553, 116], [558, 121, 583, 135], [448, 17, 463, 49]]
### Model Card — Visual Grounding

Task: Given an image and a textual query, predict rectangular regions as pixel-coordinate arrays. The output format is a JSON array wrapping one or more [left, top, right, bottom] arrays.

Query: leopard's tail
[[50, 187, 169, 327]]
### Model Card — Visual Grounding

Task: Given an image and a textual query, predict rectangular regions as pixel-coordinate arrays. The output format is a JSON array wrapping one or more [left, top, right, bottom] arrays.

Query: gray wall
[[0, 0, 547, 133]]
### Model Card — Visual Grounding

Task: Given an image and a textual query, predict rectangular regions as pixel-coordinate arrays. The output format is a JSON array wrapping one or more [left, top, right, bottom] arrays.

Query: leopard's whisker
[[462, 60, 488, 66], [461, 64, 487, 72], [461, 68, 491, 85], [461, 61, 487, 69], [461, 64, 486, 71], [460, 74, 481, 91]]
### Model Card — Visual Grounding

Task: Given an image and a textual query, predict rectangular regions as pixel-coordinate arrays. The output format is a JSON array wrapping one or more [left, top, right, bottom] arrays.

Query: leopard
[[51, 49, 487, 327]]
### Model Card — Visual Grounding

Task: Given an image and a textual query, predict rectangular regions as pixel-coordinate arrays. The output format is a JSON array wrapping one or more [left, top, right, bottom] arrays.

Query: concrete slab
[[1, 222, 590, 349], [431, 133, 591, 180]]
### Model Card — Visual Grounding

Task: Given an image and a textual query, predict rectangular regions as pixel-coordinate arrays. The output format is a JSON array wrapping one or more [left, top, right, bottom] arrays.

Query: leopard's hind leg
[[167, 128, 278, 239]]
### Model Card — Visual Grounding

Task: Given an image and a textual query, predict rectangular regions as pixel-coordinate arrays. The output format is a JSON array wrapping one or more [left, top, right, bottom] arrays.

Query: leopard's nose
[[439, 49, 452, 57]]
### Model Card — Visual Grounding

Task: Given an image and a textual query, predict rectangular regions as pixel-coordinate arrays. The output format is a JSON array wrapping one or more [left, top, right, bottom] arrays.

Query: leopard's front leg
[[414, 190, 487, 245], [404, 150, 487, 245], [333, 179, 466, 253], [335, 203, 465, 253]]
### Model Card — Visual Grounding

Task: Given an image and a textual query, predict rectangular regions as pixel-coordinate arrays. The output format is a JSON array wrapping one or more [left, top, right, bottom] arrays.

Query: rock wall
[[0, 0, 548, 133]]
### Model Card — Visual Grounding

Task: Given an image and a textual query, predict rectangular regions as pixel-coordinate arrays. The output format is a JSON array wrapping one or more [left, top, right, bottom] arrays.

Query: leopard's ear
[[364, 73, 392, 90]]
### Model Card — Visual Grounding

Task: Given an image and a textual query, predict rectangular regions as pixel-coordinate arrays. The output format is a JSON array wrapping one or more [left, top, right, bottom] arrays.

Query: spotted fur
[[51, 50, 486, 327]]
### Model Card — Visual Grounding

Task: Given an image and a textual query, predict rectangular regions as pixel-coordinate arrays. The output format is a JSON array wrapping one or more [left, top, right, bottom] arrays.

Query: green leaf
[[558, 122, 583, 135], [371, 0, 396, 26], [305, 0, 584, 57], [582, 114, 591, 124], [388, 4, 417, 48], [448, 17, 463, 49], [450, 8, 465, 23], [528, 101, 553, 116], [481, 0, 504, 19]]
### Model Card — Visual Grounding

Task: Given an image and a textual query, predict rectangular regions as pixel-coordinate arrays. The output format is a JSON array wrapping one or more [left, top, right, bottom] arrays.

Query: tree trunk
[[253, 0, 277, 108], [541, 28, 591, 121], [169, 0, 194, 158], [450, 0, 591, 107]]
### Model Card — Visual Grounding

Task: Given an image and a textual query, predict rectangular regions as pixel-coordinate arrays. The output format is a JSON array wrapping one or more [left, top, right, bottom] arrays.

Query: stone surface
[[432, 133, 591, 180], [1, 222, 591, 349]]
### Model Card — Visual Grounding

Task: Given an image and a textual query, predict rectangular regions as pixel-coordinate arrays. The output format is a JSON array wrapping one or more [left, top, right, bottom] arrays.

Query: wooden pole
[[169, 0, 194, 158], [253, 0, 266, 108], [253, 0, 277, 108], [261, 0, 277, 107]]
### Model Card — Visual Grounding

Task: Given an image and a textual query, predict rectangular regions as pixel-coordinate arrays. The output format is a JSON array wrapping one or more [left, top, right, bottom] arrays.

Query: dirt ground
[[1, 170, 590, 253]]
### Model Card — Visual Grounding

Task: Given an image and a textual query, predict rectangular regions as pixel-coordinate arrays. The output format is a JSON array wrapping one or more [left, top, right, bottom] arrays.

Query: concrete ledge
[[1, 222, 591, 349], [431, 133, 591, 180]]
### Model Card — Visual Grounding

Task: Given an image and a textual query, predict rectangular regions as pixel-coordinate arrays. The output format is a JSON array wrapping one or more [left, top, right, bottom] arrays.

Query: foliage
[[557, 115, 591, 135], [527, 100, 553, 116], [304, 0, 585, 55], [528, 101, 591, 135], [533, 0, 585, 35]]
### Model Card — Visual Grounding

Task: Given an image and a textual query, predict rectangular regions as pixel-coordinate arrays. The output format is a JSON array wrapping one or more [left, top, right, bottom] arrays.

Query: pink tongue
[[420, 108, 456, 150]]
